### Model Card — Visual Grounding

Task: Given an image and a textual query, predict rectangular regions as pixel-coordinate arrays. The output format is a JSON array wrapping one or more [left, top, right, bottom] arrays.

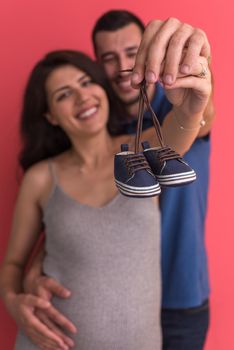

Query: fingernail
[[180, 64, 190, 74], [64, 290, 71, 297], [145, 70, 156, 83], [163, 74, 173, 85], [131, 72, 140, 84]]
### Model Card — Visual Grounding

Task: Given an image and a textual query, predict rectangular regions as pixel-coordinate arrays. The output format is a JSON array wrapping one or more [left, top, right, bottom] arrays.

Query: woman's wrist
[[173, 108, 205, 131], [174, 114, 206, 131]]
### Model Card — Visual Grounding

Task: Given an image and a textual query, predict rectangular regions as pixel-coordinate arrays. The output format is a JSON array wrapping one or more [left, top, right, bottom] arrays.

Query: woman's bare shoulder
[[20, 159, 53, 204], [23, 159, 51, 183], [23, 150, 70, 184]]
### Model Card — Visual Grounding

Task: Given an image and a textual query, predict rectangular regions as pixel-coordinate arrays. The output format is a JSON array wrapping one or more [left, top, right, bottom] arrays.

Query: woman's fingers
[[132, 18, 211, 86], [180, 29, 210, 74], [161, 56, 211, 82]]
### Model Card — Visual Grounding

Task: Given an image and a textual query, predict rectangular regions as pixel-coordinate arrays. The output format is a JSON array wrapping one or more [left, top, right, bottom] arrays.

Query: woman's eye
[[82, 79, 92, 87], [57, 91, 72, 101]]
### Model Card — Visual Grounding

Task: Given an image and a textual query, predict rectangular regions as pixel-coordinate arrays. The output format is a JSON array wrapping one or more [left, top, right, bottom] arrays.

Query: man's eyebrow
[[125, 45, 139, 52]]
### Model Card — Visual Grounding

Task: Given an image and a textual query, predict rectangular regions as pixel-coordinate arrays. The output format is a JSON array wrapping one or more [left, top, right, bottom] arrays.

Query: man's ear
[[44, 113, 58, 126]]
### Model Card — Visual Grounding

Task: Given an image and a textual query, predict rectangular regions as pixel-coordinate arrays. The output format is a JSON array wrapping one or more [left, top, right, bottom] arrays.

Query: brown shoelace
[[124, 153, 153, 176], [120, 69, 182, 163], [154, 146, 181, 163]]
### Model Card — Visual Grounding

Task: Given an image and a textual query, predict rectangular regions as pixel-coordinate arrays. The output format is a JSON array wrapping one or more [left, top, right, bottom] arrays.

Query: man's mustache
[[112, 71, 133, 83]]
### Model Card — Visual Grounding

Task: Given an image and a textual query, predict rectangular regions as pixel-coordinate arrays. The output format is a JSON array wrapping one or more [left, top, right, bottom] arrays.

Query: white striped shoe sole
[[157, 171, 196, 186], [115, 179, 161, 197]]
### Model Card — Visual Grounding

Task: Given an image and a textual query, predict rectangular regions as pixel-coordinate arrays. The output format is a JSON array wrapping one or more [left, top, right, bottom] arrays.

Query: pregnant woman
[[0, 49, 211, 350]]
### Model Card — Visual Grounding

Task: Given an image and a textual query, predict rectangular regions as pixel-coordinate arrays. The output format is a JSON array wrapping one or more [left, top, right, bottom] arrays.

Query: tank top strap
[[48, 159, 58, 186]]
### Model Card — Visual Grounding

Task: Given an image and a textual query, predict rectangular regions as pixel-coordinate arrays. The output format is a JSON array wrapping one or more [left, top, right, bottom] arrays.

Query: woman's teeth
[[78, 107, 97, 119]]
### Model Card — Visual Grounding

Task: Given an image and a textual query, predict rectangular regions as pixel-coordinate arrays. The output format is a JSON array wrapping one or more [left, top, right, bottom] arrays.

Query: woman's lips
[[77, 106, 98, 120]]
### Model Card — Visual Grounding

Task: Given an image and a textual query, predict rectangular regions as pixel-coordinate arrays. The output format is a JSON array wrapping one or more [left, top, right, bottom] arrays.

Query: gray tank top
[[14, 161, 162, 350]]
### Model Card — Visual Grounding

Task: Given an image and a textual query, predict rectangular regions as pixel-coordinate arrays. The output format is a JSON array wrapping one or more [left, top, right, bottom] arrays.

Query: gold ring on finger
[[197, 62, 208, 79]]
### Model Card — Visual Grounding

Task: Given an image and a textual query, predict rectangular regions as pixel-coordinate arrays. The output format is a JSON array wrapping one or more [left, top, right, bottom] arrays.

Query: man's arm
[[24, 242, 77, 349]]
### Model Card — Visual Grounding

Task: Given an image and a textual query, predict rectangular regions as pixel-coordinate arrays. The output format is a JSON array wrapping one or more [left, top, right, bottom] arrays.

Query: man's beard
[[122, 92, 140, 107], [112, 73, 141, 107]]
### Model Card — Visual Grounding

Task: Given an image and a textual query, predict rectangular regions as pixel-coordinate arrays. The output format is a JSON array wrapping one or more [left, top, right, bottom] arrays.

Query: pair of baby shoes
[[114, 141, 196, 198]]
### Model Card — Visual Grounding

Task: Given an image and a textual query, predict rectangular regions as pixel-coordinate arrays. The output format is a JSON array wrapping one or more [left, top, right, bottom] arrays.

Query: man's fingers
[[28, 316, 69, 350], [25, 294, 51, 309], [46, 305, 77, 333], [22, 311, 69, 350], [37, 311, 75, 348], [37, 276, 71, 299], [27, 329, 62, 350]]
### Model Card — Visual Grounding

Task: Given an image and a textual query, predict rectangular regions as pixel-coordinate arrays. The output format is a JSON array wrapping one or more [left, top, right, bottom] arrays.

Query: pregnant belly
[[43, 259, 161, 349]]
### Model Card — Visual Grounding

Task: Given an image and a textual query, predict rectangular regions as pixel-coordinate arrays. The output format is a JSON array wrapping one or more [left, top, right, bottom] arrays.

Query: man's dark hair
[[92, 10, 145, 55]]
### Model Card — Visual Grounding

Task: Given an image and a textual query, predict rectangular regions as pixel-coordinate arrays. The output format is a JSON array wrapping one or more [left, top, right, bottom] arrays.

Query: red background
[[0, 0, 233, 348]]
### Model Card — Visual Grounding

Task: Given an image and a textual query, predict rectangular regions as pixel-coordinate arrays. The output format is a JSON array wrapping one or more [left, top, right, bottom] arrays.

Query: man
[[22, 10, 214, 350], [91, 10, 214, 350]]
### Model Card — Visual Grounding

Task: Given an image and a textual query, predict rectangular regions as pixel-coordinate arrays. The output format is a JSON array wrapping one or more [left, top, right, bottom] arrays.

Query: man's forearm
[[0, 264, 24, 313], [24, 243, 45, 293]]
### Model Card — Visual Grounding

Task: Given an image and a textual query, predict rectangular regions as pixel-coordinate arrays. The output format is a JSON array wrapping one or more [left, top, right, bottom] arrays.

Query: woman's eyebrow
[[52, 74, 88, 97]]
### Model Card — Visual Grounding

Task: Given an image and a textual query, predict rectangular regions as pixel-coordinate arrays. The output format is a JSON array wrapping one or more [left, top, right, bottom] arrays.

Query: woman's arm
[[0, 164, 70, 350], [142, 56, 213, 155], [0, 167, 44, 303]]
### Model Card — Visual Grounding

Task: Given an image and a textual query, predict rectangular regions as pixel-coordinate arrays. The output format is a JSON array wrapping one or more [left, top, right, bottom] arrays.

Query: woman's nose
[[74, 89, 89, 104]]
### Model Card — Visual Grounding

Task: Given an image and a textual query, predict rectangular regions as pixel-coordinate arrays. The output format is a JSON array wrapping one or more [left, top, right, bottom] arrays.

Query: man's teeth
[[79, 107, 97, 119]]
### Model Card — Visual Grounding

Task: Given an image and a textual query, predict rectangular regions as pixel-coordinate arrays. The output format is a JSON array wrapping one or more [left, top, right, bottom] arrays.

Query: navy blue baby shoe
[[114, 144, 161, 197], [142, 141, 196, 187]]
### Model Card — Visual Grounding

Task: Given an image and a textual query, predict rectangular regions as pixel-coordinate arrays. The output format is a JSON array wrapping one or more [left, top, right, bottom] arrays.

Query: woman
[[0, 50, 209, 350]]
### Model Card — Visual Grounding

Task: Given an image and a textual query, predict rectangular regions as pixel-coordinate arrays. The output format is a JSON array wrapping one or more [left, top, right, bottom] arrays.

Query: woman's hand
[[132, 17, 211, 86]]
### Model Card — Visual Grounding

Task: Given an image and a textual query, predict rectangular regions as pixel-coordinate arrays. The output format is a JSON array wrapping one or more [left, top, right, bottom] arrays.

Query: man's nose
[[117, 57, 134, 78], [118, 56, 130, 71]]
